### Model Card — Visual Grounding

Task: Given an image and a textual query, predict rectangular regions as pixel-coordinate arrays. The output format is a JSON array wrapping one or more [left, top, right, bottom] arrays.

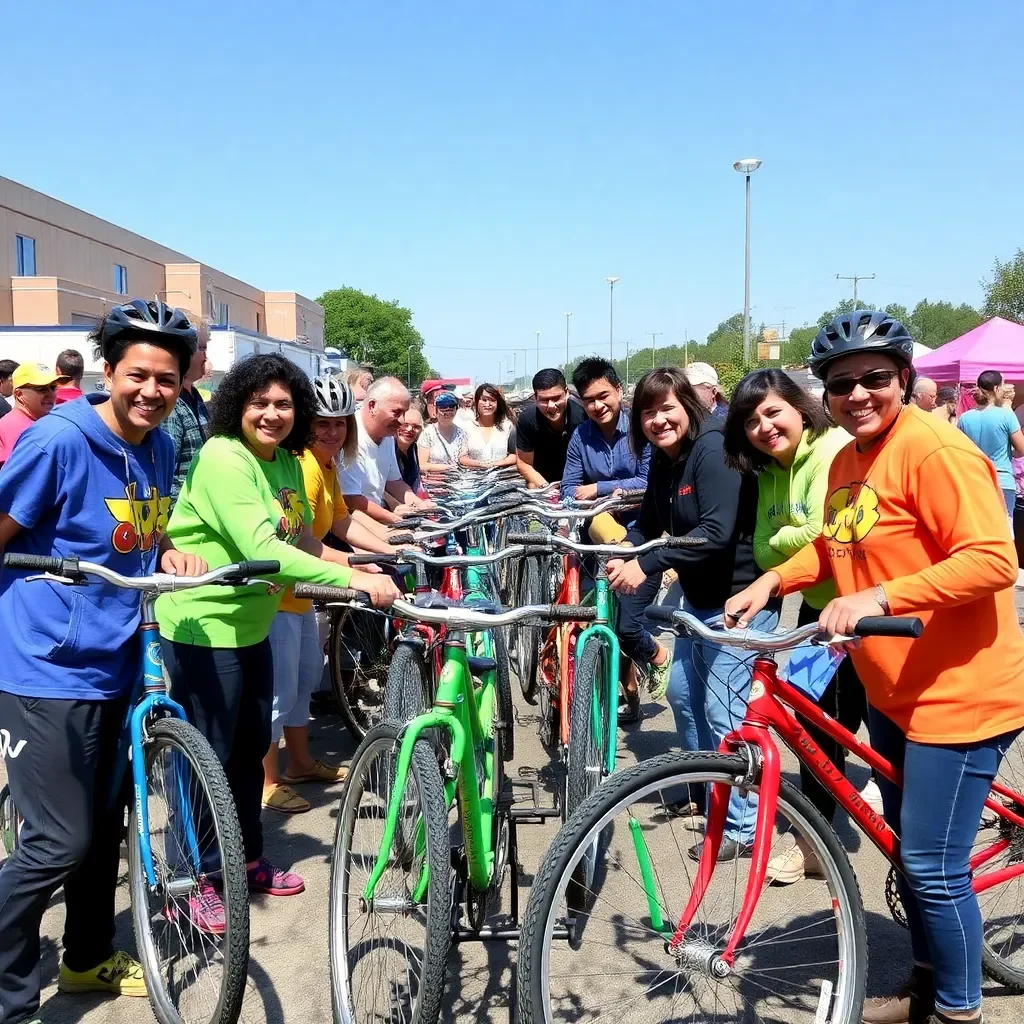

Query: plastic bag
[[781, 644, 845, 702]]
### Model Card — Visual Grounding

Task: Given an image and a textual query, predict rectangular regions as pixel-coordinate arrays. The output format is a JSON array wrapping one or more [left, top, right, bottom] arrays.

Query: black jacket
[[625, 417, 759, 610]]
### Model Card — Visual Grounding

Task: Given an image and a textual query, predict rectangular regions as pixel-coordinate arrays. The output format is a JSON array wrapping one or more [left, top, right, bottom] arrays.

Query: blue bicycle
[[1, 553, 280, 1024]]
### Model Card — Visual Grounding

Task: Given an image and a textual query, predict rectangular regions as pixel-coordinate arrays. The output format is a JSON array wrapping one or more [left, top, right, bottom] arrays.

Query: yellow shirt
[[278, 449, 349, 615]]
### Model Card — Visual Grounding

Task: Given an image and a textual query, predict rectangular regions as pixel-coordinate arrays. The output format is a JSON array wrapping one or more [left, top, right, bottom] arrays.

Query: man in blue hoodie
[[0, 300, 205, 1024]]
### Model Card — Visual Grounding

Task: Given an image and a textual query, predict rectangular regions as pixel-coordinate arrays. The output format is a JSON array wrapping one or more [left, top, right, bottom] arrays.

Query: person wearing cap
[[0, 363, 71, 466], [455, 384, 476, 429], [418, 391, 467, 472], [421, 382, 445, 423], [685, 362, 728, 419]]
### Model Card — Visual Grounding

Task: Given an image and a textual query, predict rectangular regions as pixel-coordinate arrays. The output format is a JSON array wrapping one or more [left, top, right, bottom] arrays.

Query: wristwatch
[[874, 584, 890, 614]]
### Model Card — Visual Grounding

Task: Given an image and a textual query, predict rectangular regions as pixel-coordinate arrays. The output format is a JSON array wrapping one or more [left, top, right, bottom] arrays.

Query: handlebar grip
[[545, 604, 598, 622], [348, 553, 395, 566], [506, 532, 550, 545], [292, 584, 373, 604], [387, 532, 416, 546], [234, 560, 281, 577], [394, 516, 425, 529], [2, 554, 66, 572], [617, 488, 647, 499], [664, 536, 709, 548], [644, 605, 678, 624], [853, 616, 924, 639]]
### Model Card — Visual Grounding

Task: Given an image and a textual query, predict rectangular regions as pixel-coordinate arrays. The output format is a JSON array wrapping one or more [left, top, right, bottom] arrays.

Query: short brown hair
[[629, 368, 706, 456]]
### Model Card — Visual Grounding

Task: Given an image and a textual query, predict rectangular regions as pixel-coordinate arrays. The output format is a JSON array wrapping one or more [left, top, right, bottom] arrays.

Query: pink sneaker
[[187, 879, 227, 934], [246, 857, 305, 896]]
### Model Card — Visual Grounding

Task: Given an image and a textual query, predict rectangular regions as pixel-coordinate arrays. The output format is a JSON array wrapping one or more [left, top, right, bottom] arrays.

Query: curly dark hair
[[209, 354, 315, 455], [724, 369, 830, 473]]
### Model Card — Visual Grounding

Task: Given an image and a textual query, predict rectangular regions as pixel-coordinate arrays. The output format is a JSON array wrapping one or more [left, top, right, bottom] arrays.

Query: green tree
[[983, 249, 1024, 323], [909, 299, 983, 348], [317, 286, 435, 387], [782, 325, 817, 365]]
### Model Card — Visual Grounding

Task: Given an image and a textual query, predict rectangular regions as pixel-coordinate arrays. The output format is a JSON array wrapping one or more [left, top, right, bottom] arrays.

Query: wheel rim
[[331, 732, 436, 1023], [130, 739, 234, 1024], [534, 769, 860, 1024], [331, 608, 392, 734]]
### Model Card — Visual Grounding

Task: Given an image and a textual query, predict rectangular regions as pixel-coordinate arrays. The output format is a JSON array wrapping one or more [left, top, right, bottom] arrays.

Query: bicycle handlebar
[[2, 555, 282, 593], [347, 545, 536, 568], [505, 532, 706, 558], [291, 584, 598, 628], [644, 605, 923, 651]]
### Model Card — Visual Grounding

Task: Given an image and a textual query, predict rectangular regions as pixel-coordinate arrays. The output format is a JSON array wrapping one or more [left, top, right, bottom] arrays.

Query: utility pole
[[564, 312, 573, 369], [646, 332, 662, 371], [406, 345, 412, 388], [836, 273, 875, 308], [605, 277, 620, 359], [535, 331, 540, 380]]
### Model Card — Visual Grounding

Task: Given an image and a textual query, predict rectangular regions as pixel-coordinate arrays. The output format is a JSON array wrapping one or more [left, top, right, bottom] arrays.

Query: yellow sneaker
[[58, 950, 147, 998]]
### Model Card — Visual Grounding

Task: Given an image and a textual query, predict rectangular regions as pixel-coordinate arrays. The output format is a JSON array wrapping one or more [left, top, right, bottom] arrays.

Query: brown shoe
[[862, 965, 934, 1023]]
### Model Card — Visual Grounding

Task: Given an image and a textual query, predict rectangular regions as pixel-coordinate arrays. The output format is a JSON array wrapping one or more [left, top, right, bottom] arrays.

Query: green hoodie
[[753, 427, 850, 610], [157, 436, 353, 648]]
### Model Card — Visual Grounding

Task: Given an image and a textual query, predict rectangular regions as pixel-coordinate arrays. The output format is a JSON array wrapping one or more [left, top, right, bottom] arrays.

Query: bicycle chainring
[[885, 865, 909, 929]]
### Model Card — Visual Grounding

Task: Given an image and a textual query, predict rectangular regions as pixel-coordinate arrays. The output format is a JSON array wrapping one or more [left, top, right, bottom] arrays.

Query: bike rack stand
[[450, 779, 568, 1024]]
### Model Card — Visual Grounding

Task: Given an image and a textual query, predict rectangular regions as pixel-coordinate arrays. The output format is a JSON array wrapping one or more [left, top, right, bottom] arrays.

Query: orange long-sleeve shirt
[[776, 405, 1024, 743]]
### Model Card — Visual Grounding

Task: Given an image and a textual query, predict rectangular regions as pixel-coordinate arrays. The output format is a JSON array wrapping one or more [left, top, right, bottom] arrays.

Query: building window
[[218, 301, 229, 326], [256, 310, 264, 334], [15, 235, 36, 276], [205, 290, 215, 318], [113, 264, 128, 295]]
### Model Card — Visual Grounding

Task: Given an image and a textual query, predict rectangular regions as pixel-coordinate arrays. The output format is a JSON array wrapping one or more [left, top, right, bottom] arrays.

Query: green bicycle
[[294, 586, 593, 1024]]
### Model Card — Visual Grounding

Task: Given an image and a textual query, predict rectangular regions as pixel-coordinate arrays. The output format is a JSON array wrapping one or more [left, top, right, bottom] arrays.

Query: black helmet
[[100, 299, 197, 354], [809, 309, 914, 379]]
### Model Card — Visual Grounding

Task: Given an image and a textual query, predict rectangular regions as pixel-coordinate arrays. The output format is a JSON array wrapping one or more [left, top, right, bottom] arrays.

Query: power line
[[836, 272, 875, 307]]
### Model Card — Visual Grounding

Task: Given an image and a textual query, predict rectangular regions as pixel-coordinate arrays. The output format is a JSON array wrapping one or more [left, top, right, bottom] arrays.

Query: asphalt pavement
[[20, 592, 1024, 1023]]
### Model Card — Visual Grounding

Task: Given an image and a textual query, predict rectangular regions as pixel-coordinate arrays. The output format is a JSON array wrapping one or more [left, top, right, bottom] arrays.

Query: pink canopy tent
[[913, 317, 1024, 384]]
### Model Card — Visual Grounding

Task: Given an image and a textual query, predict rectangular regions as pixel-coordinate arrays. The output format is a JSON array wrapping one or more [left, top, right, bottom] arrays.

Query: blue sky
[[4, 0, 1023, 383]]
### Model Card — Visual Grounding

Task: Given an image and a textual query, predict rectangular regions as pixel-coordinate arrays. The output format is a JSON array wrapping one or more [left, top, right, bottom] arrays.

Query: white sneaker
[[767, 837, 823, 885], [859, 777, 884, 815]]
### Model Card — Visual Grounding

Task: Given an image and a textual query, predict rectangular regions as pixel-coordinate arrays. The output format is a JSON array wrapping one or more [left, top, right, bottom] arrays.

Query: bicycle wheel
[[514, 555, 543, 704], [977, 730, 1024, 989], [518, 752, 866, 1024], [383, 641, 432, 724], [491, 626, 514, 764], [564, 634, 609, 894], [128, 717, 249, 1024], [329, 605, 393, 740], [330, 722, 452, 1024]]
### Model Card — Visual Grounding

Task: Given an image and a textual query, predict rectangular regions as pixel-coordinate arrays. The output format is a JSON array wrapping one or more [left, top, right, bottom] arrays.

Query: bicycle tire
[[515, 556, 543, 704], [566, 634, 607, 819], [128, 717, 249, 1024], [383, 640, 432, 724], [538, 631, 560, 751], [329, 605, 392, 740], [330, 722, 452, 1024], [518, 751, 867, 1024], [977, 730, 1024, 990], [491, 626, 514, 764]]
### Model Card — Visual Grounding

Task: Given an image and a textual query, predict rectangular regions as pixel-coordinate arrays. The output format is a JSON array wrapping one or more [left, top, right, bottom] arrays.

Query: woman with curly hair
[[459, 383, 516, 468], [157, 355, 399, 918]]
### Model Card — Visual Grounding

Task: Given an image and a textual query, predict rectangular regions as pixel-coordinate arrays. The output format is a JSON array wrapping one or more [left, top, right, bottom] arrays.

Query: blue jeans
[[1002, 487, 1015, 537], [667, 600, 780, 843], [869, 707, 1021, 1014]]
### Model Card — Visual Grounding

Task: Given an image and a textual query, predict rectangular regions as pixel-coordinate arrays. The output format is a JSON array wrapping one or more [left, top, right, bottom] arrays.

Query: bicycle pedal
[[509, 779, 561, 822]]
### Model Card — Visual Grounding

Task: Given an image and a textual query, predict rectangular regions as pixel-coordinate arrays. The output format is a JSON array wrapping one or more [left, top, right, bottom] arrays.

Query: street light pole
[[535, 331, 540, 379], [733, 158, 762, 364], [605, 277, 620, 360], [407, 345, 412, 388], [564, 312, 573, 369], [646, 331, 662, 371]]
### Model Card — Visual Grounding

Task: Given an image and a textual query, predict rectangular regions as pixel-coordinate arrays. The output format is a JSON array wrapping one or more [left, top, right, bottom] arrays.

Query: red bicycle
[[518, 608, 1024, 1024]]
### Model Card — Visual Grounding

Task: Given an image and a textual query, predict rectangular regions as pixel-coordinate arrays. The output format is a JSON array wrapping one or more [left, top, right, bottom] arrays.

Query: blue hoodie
[[0, 395, 174, 699]]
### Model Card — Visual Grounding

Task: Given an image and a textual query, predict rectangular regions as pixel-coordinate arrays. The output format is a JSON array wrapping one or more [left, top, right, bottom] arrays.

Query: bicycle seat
[[467, 655, 498, 674]]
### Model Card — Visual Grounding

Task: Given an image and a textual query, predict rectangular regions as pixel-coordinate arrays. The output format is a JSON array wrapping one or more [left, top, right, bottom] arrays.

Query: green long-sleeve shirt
[[157, 436, 353, 647], [753, 427, 849, 610]]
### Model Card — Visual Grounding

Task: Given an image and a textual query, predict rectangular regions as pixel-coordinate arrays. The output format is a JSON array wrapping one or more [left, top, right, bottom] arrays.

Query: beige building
[[0, 176, 324, 348]]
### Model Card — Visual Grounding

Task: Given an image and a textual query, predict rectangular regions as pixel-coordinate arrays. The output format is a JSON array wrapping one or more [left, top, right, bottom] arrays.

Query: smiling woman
[[156, 354, 399, 908]]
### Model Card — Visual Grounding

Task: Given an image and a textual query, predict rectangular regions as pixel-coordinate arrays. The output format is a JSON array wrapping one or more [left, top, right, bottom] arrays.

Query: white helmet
[[313, 375, 355, 417]]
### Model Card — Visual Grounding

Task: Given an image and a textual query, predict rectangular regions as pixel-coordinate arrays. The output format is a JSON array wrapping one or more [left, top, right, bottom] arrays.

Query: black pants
[[795, 601, 868, 823], [614, 571, 662, 666], [161, 638, 273, 864], [0, 691, 129, 1023]]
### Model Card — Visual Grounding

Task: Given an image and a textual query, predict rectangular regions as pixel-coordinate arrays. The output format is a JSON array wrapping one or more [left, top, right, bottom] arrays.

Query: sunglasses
[[824, 369, 900, 397]]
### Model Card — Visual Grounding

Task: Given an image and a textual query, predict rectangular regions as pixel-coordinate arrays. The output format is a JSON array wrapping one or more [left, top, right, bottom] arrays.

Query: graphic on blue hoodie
[[0, 394, 174, 700]]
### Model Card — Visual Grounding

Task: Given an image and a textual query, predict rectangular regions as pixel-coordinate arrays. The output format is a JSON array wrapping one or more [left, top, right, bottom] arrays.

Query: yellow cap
[[12, 363, 71, 389]]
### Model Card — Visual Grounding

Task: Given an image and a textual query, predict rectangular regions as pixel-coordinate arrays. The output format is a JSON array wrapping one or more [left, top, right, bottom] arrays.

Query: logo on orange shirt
[[824, 482, 880, 544]]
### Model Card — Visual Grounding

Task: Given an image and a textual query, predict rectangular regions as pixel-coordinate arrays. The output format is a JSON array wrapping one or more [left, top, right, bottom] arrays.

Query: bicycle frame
[[363, 635, 500, 901], [118, 599, 199, 890], [636, 653, 1024, 965]]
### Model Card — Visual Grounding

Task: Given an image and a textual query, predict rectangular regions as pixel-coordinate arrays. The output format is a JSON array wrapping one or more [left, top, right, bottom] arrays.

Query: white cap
[[685, 362, 719, 388], [457, 384, 474, 398]]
